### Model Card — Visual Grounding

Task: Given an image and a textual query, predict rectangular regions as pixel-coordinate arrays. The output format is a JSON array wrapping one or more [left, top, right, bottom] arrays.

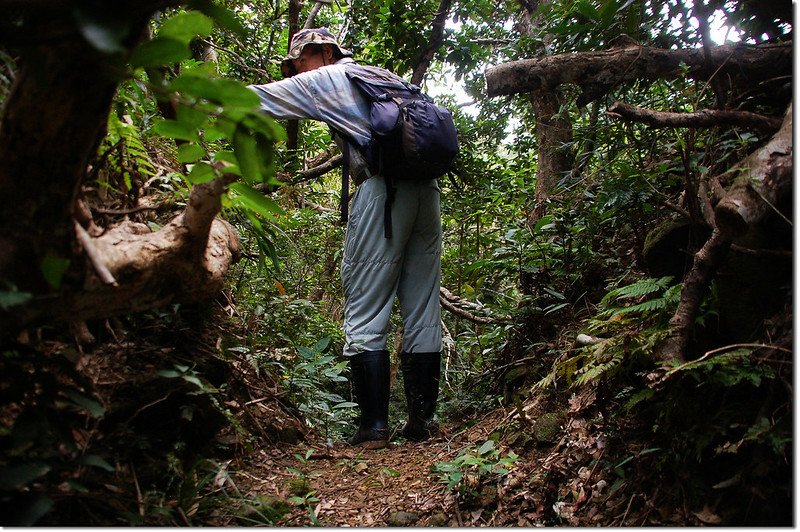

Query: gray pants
[[341, 176, 442, 357]]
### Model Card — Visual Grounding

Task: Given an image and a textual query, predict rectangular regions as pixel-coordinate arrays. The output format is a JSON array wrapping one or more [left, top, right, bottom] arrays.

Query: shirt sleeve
[[247, 75, 323, 121], [247, 65, 372, 147]]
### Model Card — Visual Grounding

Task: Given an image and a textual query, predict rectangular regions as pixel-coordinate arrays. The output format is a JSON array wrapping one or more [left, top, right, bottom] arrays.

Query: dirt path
[[230, 409, 549, 526]]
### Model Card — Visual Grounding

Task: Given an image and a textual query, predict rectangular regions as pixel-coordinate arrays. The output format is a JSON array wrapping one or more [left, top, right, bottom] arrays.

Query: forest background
[[0, 0, 793, 526]]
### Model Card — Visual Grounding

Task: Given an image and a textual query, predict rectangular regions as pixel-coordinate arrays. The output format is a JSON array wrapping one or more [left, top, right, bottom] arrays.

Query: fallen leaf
[[693, 505, 722, 524]]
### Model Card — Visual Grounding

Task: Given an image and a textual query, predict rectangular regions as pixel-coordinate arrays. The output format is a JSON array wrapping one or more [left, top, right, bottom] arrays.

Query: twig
[[619, 493, 635, 525], [454, 497, 464, 527], [660, 343, 792, 381], [131, 463, 145, 517]]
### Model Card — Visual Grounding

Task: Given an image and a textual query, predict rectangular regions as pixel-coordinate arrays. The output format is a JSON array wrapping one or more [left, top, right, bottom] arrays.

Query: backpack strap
[[340, 141, 350, 226]]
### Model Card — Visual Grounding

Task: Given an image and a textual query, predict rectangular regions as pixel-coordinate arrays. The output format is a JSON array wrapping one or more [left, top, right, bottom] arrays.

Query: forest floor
[[217, 397, 685, 527], [10, 310, 760, 527], [228, 410, 548, 527]]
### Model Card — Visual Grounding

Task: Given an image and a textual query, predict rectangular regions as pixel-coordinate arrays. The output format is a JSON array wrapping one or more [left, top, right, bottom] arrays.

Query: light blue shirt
[[248, 57, 374, 181]]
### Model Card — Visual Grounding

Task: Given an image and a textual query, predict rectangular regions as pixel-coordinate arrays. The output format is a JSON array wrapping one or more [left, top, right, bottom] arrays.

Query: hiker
[[247, 28, 443, 449]]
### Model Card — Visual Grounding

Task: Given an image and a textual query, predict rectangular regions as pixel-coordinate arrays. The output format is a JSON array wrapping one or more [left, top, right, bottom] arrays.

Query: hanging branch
[[607, 101, 782, 135]]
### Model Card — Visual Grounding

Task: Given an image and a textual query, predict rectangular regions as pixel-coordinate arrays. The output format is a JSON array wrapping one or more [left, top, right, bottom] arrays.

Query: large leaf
[[177, 143, 206, 163], [130, 36, 191, 68], [186, 162, 217, 184], [232, 123, 277, 184], [0, 463, 51, 490], [170, 75, 259, 107], [72, 7, 131, 54], [188, 0, 247, 36], [159, 11, 214, 43], [229, 183, 283, 220], [153, 118, 200, 142]]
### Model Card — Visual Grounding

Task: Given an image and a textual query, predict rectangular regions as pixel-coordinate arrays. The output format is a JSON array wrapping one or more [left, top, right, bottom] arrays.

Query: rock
[[427, 512, 448, 527], [386, 511, 420, 526], [533, 411, 562, 443]]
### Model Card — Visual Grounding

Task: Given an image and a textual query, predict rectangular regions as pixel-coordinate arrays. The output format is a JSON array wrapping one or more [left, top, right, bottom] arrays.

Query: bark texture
[[0, 2, 241, 337], [607, 101, 783, 134], [655, 104, 793, 363], [484, 42, 792, 102], [517, 0, 574, 225], [714, 104, 793, 239]]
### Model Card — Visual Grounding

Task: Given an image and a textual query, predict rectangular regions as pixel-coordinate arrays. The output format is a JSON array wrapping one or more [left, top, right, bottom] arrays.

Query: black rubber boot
[[347, 350, 390, 449], [400, 351, 441, 441]]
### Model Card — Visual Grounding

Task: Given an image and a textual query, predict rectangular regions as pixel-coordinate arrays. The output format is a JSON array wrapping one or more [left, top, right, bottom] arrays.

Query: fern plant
[[535, 277, 680, 390], [597, 276, 680, 320]]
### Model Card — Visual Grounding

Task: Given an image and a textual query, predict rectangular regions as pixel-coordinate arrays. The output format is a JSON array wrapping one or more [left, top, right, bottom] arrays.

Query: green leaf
[[171, 76, 259, 107], [41, 256, 70, 290], [229, 183, 282, 219], [72, 7, 130, 54], [153, 118, 199, 142], [159, 11, 214, 43], [176, 104, 210, 129], [130, 36, 191, 68], [213, 79, 261, 107], [334, 402, 358, 409], [186, 162, 216, 184], [0, 463, 51, 490], [478, 440, 495, 455], [188, 0, 247, 36], [62, 390, 105, 417], [0, 290, 32, 310], [232, 124, 263, 184], [177, 143, 206, 163], [213, 150, 238, 164], [78, 454, 116, 472], [575, 0, 599, 20]]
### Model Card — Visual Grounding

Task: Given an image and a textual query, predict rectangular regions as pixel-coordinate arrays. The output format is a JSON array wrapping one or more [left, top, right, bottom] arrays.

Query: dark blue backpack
[[345, 64, 459, 181], [338, 64, 459, 237]]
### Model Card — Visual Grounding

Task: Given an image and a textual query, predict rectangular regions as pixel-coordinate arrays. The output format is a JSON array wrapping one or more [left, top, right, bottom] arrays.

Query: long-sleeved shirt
[[248, 57, 373, 183]]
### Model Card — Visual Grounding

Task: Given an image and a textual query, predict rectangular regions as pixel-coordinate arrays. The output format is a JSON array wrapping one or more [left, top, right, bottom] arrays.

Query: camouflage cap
[[281, 27, 353, 78]]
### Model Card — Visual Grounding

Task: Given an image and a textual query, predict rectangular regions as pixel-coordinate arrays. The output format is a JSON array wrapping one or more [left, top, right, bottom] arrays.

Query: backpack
[[344, 64, 459, 181], [337, 63, 459, 238]]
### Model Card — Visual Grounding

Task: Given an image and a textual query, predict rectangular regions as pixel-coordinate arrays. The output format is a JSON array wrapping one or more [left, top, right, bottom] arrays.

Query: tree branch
[[714, 104, 792, 238], [607, 101, 782, 134], [410, 0, 453, 86], [485, 42, 792, 101]]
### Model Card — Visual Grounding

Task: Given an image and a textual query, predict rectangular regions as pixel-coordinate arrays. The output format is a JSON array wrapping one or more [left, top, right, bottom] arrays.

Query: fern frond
[[601, 276, 674, 305]]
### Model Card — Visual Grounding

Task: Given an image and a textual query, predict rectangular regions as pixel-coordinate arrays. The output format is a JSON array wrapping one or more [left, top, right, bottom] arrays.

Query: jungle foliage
[[0, 0, 792, 526]]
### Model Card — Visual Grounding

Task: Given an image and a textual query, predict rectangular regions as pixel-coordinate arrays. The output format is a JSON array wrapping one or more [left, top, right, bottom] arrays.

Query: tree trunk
[[714, 104, 793, 239], [655, 103, 793, 363], [516, 0, 574, 225], [0, 3, 241, 339], [484, 42, 792, 103]]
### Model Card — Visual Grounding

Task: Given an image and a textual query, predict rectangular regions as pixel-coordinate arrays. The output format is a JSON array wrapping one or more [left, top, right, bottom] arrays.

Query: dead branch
[[607, 101, 782, 134], [439, 287, 505, 324]]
